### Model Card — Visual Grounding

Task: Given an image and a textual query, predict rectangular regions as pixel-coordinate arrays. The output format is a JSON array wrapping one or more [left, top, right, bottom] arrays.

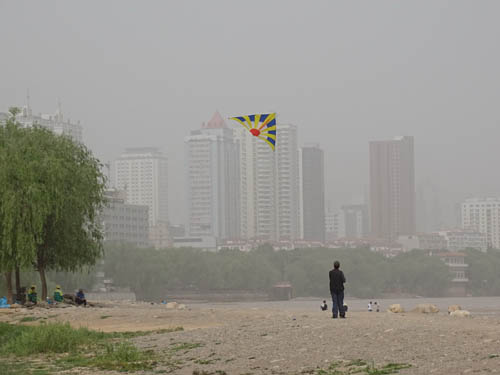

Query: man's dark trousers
[[331, 290, 344, 318]]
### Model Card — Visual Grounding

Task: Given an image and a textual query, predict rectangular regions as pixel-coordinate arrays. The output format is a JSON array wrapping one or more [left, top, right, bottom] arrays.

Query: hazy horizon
[[2, 0, 500, 226]]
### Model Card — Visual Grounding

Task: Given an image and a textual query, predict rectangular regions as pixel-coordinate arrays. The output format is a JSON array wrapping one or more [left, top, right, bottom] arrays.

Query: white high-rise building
[[461, 197, 500, 249], [114, 148, 168, 228], [234, 127, 277, 241], [234, 122, 300, 241], [185, 112, 240, 241], [276, 124, 300, 240], [2, 96, 83, 142]]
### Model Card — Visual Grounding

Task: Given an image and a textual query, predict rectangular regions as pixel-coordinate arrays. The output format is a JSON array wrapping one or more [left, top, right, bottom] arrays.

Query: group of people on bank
[[24, 285, 87, 306]]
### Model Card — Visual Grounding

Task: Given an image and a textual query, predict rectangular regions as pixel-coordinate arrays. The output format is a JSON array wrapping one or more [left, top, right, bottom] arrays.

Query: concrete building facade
[[2, 98, 83, 142], [276, 124, 300, 241], [370, 136, 416, 240], [301, 144, 325, 242], [101, 190, 149, 247], [461, 197, 500, 249], [185, 112, 240, 241], [114, 147, 168, 228], [342, 204, 369, 239]]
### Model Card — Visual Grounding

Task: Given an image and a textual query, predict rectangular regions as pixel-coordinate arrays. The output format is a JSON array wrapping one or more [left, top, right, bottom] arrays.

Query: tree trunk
[[15, 266, 21, 298], [5, 272, 13, 304], [39, 267, 48, 302]]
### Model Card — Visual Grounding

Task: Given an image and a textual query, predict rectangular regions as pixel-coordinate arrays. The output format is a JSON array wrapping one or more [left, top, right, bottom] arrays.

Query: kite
[[229, 113, 276, 151]]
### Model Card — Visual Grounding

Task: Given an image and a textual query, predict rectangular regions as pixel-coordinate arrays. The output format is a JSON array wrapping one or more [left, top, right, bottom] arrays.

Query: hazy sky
[[1, 1, 499, 226]]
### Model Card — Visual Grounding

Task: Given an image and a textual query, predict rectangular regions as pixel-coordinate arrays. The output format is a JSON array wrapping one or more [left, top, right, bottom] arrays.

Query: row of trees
[[101, 243, 453, 300], [0, 108, 106, 302]]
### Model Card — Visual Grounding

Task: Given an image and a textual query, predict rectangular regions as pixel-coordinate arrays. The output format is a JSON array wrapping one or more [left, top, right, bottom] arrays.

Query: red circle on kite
[[250, 128, 261, 137]]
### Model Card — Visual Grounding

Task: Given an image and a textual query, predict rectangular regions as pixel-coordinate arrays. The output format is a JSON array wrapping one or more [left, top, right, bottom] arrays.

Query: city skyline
[[2, 1, 500, 229]]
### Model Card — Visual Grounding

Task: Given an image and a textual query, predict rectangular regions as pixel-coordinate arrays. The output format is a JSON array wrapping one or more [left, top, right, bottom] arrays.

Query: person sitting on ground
[[368, 301, 373, 312], [75, 289, 87, 306], [16, 287, 27, 305], [320, 300, 328, 311], [27, 285, 37, 304], [374, 301, 380, 312], [53, 285, 63, 303]]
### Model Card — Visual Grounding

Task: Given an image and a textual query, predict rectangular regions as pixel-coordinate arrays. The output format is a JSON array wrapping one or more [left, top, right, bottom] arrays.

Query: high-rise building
[[2, 97, 83, 142], [325, 206, 345, 241], [342, 204, 368, 239], [184, 111, 240, 241], [369, 136, 416, 240], [276, 124, 300, 240], [234, 122, 300, 241], [114, 147, 168, 228], [301, 144, 325, 242], [461, 197, 500, 249]]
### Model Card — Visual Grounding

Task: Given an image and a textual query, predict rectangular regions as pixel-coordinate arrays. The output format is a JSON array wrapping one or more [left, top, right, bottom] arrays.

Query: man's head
[[334, 261, 340, 269]]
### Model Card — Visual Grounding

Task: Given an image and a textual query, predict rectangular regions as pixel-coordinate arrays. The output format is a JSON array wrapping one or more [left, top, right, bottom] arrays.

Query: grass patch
[[58, 342, 157, 372], [0, 322, 186, 373], [19, 316, 41, 323], [317, 360, 411, 375], [0, 322, 108, 356], [108, 326, 184, 339], [171, 342, 203, 352], [100, 315, 112, 319]]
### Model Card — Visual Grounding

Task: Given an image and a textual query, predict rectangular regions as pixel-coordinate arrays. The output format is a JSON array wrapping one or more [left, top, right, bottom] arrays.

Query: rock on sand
[[450, 309, 471, 318], [448, 305, 462, 314], [387, 304, 404, 313], [411, 303, 439, 314]]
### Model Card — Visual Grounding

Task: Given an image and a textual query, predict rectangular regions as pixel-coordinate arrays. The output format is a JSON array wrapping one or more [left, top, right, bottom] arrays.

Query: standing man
[[329, 260, 346, 319]]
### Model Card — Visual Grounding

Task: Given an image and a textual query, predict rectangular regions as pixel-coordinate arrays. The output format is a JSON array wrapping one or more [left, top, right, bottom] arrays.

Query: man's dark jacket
[[329, 269, 346, 293]]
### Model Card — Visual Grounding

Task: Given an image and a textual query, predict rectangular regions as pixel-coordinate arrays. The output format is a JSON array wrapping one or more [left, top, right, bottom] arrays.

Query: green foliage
[[58, 342, 157, 372], [465, 248, 500, 295], [102, 243, 454, 299], [0, 109, 106, 299], [0, 322, 107, 356], [317, 360, 411, 374]]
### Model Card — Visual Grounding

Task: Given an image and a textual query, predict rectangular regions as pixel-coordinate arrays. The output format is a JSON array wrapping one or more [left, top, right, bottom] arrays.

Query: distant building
[[397, 233, 447, 251], [276, 124, 301, 241], [2, 97, 83, 142], [114, 147, 168, 228], [461, 197, 500, 249], [369, 136, 416, 240], [301, 144, 325, 242], [325, 208, 345, 240], [398, 230, 487, 252], [173, 236, 217, 250], [101, 190, 149, 247], [438, 229, 488, 252], [433, 252, 469, 296], [234, 122, 300, 241], [149, 222, 171, 249], [185, 112, 240, 242], [342, 204, 368, 239]]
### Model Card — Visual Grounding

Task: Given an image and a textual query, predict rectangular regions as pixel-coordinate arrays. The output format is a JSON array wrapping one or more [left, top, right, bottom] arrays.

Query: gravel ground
[[2, 299, 500, 374]]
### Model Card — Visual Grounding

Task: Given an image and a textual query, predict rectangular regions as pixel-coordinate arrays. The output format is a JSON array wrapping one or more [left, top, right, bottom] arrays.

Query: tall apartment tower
[[185, 112, 240, 241], [301, 144, 325, 242], [461, 197, 500, 249], [234, 122, 300, 241], [369, 136, 416, 240], [235, 127, 278, 241], [276, 124, 300, 241], [115, 147, 168, 228]]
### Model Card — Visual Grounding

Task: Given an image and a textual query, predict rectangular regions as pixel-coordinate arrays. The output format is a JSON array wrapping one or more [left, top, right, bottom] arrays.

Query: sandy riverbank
[[1, 298, 500, 374]]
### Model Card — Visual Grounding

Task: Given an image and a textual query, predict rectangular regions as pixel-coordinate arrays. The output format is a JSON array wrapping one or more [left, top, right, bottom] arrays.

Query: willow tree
[[28, 126, 107, 300], [0, 108, 43, 302], [0, 109, 106, 301]]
